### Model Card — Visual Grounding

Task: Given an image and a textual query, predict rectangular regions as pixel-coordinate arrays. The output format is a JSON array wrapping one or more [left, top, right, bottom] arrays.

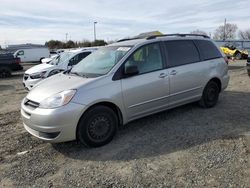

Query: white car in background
[[14, 48, 50, 63], [41, 50, 65, 64], [41, 55, 59, 64], [23, 48, 97, 90]]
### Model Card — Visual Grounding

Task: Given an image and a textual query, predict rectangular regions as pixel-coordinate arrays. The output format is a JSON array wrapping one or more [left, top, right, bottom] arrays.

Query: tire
[[234, 52, 242, 60], [77, 105, 118, 147], [40, 57, 45, 63], [248, 70, 250, 77], [0, 67, 11, 78], [199, 81, 220, 108]]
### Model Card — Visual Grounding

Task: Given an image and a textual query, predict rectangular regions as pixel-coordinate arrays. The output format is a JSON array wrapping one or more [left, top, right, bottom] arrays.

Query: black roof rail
[[146, 33, 210, 40], [117, 33, 210, 43], [117, 37, 144, 42]]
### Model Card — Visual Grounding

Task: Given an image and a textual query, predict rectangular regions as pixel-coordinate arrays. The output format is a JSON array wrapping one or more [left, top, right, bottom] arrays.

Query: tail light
[[224, 56, 229, 64]]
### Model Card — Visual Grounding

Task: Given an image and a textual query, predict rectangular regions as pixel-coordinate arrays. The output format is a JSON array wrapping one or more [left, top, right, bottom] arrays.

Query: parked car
[[41, 54, 59, 64], [21, 34, 229, 147], [14, 47, 50, 63], [0, 53, 23, 78], [23, 48, 97, 90], [247, 55, 250, 76], [220, 44, 248, 60]]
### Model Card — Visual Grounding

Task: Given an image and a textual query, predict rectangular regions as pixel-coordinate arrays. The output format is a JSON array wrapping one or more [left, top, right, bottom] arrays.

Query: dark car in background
[[247, 55, 250, 76], [0, 53, 23, 78]]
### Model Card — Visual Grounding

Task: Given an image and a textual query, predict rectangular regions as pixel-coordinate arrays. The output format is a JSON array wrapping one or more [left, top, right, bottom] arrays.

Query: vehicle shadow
[[52, 90, 250, 161]]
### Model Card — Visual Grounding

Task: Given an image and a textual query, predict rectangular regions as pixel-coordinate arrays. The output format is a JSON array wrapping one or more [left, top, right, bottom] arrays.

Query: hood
[[25, 63, 54, 74], [26, 73, 95, 103]]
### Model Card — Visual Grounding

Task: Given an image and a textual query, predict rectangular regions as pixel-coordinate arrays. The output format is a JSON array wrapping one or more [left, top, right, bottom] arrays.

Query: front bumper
[[21, 99, 86, 142]]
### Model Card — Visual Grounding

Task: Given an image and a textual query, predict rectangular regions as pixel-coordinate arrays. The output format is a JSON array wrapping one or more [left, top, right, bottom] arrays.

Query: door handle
[[159, 73, 168, 78], [170, 70, 177, 75]]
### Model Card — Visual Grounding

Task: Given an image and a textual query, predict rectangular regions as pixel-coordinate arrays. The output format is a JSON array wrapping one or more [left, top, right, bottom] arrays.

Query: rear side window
[[195, 40, 222, 60], [164, 40, 200, 67]]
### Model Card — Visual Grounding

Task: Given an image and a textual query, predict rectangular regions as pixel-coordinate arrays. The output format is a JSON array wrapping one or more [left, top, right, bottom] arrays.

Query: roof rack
[[117, 37, 143, 42], [117, 33, 210, 43], [146, 33, 210, 39]]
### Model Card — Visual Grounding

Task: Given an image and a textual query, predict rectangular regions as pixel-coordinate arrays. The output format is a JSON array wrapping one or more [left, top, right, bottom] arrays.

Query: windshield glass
[[49, 51, 75, 65], [70, 46, 131, 77]]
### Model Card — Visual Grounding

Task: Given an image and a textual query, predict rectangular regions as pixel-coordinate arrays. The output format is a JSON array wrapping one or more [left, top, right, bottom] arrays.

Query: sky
[[0, 0, 250, 47]]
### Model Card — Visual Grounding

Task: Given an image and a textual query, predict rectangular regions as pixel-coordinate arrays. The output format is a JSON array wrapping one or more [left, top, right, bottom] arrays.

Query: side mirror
[[124, 65, 139, 77]]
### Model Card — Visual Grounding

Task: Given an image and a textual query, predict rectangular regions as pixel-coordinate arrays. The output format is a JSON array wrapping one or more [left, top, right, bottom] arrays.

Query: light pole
[[66, 33, 68, 42], [223, 18, 226, 41], [94, 21, 97, 41]]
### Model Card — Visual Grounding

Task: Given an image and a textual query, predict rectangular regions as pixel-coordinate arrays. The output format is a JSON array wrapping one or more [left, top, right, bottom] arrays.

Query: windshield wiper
[[70, 71, 81, 77]]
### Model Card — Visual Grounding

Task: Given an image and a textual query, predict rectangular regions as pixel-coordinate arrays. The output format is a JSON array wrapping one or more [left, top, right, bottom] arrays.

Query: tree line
[[6, 22, 249, 50], [45, 39, 107, 49], [190, 23, 250, 40]]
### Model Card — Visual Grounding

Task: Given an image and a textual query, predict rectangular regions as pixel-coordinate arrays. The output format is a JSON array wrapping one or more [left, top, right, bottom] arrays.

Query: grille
[[24, 74, 29, 80], [24, 99, 39, 109]]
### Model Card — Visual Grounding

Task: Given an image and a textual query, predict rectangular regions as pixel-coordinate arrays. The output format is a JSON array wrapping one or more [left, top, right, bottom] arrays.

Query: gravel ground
[[0, 61, 249, 187]]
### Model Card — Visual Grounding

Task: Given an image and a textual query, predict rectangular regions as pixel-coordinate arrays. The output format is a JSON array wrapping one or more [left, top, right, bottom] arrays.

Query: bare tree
[[238, 29, 250, 39], [190, 29, 208, 36], [213, 23, 238, 40]]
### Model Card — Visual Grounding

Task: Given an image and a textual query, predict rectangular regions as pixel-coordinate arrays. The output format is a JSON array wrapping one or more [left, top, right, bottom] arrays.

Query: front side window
[[165, 40, 200, 67], [70, 46, 131, 77], [70, 54, 79, 64], [18, 50, 24, 55], [79, 52, 91, 60], [124, 43, 163, 74]]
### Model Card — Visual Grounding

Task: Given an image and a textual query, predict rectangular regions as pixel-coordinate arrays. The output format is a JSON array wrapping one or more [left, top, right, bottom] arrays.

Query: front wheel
[[199, 81, 220, 108], [77, 106, 118, 147]]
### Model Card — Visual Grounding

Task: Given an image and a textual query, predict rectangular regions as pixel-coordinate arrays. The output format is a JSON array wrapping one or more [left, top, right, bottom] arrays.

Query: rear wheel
[[77, 105, 118, 147], [0, 67, 11, 78], [199, 81, 220, 108], [248, 70, 250, 76], [40, 57, 45, 63]]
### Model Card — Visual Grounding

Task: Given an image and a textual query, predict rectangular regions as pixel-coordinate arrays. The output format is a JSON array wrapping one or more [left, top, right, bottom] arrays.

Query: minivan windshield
[[70, 46, 131, 77], [50, 51, 75, 65]]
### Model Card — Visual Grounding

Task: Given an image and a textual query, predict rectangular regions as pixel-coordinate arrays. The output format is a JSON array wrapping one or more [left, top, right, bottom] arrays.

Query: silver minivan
[[21, 34, 229, 147]]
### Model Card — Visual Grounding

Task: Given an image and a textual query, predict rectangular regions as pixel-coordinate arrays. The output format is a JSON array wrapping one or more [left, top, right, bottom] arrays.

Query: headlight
[[39, 90, 76, 109], [30, 71, 47, 79]]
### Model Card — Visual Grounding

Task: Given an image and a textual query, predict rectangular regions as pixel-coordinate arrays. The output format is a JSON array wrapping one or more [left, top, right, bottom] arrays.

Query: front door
[[121, 43, 170, 120]]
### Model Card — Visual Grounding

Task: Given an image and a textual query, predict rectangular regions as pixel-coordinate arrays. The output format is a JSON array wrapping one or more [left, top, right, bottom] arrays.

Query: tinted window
[[124, 43, 163, 74], [79, 52, 91, 60], [165, 40, 200, 67], [195, 40, 222, 60]]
